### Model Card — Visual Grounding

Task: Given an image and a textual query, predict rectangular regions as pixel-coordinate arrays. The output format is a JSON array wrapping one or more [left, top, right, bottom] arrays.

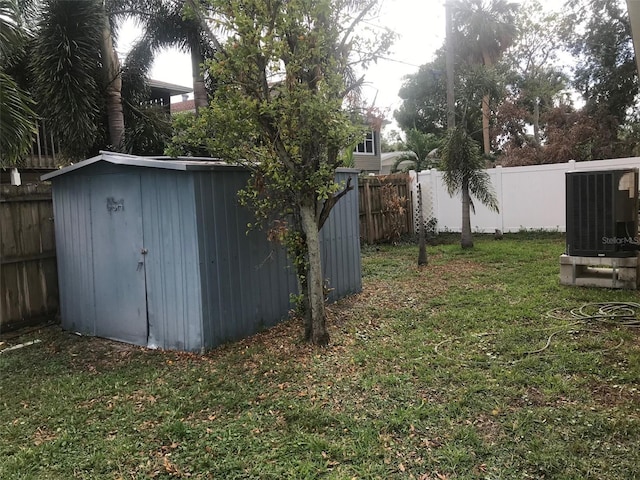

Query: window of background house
[[354, 130, 375, 155]]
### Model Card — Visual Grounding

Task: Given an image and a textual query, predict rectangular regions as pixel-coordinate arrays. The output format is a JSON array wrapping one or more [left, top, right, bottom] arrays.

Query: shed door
[[90, 174, 148, 345]]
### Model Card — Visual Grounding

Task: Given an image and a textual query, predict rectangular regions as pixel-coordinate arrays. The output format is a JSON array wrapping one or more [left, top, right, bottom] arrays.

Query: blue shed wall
[[193, 168, 361, 349], [51, 175, 97, 335], [320, 170, 362, 302], [193, 170, 298, 349]]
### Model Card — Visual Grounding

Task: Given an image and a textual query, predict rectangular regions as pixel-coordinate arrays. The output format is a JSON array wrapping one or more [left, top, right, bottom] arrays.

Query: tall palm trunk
[[299, 200, 329, 346], [481, 93, 491, 155], [481, 51, 493, 155], [100, 14, 124, 150], [461, 177, 474, 248], [190, 41, 208, 114]]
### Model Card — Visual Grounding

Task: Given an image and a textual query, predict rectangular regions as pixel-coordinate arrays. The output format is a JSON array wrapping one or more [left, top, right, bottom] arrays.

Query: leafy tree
[[452, 0, 518, 155], [502, 0, 566, 146], [395, 53, 449, 135], [563, 0, 638, 125], [0, 0, 37, 166], [395, 50, 485, 146], [179, 0, 392, 345], [440, 125, 499, 248], [380, 128, 404, 152]]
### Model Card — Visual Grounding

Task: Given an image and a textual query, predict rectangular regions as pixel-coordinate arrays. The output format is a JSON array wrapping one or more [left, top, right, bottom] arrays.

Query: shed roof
[[41, 151, 242, 181]]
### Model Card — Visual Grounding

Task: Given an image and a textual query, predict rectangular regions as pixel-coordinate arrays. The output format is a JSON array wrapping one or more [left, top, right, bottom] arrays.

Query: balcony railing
[[21, 120, 59, 170]]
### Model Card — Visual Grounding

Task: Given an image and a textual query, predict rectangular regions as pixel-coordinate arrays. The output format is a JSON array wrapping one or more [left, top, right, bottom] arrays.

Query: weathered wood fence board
[[359, 174, 413, 244], [1, 184, 58, 331]]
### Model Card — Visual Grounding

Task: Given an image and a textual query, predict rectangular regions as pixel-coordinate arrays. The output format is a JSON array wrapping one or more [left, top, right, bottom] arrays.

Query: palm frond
[[468, 168, 499, 212], [31, 0, 105, 159], [391, 151, 418, 173], [0, 0, 25, 60], [0, 70, 37, 166]]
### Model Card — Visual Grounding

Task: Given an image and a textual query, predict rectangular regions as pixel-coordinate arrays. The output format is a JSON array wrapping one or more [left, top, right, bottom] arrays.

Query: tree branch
[[316, 176, 353, 230], [339, 1, 377, 52], [340, 74, 365, 99]]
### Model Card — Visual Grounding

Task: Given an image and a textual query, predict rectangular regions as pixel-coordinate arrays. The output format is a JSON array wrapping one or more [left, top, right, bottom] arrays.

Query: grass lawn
[[1, 233, 639, 479]]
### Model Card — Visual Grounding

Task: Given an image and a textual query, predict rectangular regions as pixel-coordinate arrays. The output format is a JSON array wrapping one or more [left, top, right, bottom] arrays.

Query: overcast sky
[[117, 0, 562, 130]]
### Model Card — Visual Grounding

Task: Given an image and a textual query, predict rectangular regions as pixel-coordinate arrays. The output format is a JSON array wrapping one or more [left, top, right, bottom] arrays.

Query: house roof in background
[[147, 79, 192, 96], [171, 99, 196, 114]]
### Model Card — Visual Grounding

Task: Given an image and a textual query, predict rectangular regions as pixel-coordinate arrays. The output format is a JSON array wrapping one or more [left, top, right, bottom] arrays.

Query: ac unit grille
[[566, 169, 638, 257]]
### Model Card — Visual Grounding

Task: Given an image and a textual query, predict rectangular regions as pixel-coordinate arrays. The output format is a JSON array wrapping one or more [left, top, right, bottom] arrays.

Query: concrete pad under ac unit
[[559, 254, 640, 289]]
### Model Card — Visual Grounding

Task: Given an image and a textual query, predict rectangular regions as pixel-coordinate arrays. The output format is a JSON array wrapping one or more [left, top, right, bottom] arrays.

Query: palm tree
[[453, 0, 518, 155], [32, 0, 130, 157], [0, 0, 37, 166], [391, 129, 440, 172], [126, 0, 213, 115], [440, 125, 499, 248], [31, 0, 112, 159]]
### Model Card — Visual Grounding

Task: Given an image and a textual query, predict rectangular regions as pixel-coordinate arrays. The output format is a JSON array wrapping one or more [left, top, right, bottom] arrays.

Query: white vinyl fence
[[411, 157, 640, 234]]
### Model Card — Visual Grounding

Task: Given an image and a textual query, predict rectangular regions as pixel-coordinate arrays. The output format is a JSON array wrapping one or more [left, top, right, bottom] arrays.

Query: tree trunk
[[481, 94, 491, 155], [100, 14, 124, 150], [299, 202, 329, 346], [481, 52, 492, 156], [533, 97, 540, 147], [291, 230, 312, 340], [297, 273, 312, 340], [190, 43, 208, 115], [461, 178, 473, 249]]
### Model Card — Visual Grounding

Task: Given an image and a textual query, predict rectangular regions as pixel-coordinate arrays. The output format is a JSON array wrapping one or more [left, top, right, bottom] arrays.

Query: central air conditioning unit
[[566, 168, 639, 257]]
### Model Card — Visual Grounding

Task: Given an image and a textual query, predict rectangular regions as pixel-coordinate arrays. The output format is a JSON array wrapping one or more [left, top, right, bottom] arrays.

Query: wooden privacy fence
[[1, 184, 58, 331], [359, 174, 413, 244]]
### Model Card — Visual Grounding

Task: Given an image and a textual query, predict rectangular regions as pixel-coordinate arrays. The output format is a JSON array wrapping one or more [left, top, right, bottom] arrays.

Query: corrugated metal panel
[[51, 175, 97, 335], [321, 170, 362, 302], [194, 170, 297, 349], [141, 171, 203, 351]]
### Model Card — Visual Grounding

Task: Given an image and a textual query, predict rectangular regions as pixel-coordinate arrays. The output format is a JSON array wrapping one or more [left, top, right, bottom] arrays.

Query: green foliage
[[563, 0, 638, 124], [165, 111, 218, 158], [122, 105, 172, 156], [31, 0, 105, 160], [0, 0, 25, 60], [395, 53, 449, 135], [395, 52, 487, 145], [0, 72, 37, 166], [0, 0, 37, 166], [452, 0, 519, 67]]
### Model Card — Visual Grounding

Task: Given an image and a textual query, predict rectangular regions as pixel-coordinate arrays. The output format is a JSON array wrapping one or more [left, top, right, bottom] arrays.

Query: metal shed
[[42, 152, 361, 352]]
